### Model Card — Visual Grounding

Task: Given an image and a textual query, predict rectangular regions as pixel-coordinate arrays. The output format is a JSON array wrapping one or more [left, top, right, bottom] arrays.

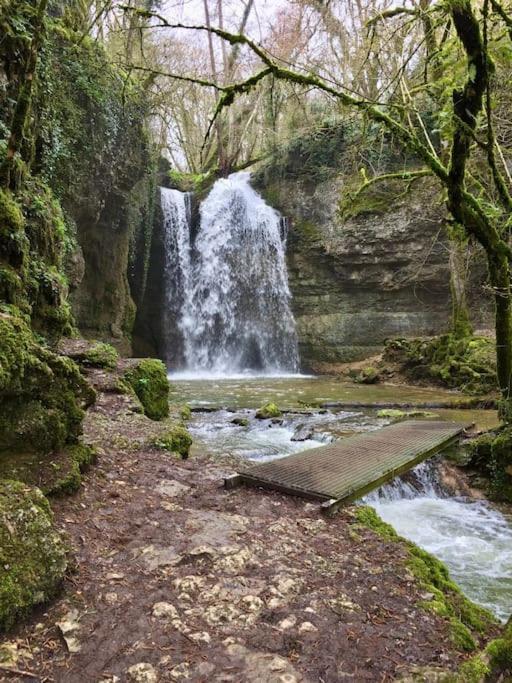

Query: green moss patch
[[81, 342, 119, 369], [256, 402, 282, 419], [353, 506, 496, 653], [0, 310, 95, 456], [0, 480, 67, 631], [152, 425, 192, 459], [124, 359, 169, 421], [0, 443, 95, 496], [384, 335, 496, 395]]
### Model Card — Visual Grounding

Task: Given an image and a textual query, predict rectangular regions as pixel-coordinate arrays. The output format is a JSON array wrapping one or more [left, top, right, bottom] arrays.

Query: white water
[[161, 172, 299, 375], [160, 188, 192, 366], [366, 462, 512, 622]]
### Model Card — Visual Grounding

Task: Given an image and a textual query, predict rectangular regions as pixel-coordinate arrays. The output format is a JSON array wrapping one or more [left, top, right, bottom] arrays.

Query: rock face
[[259, 173, 487, 369]]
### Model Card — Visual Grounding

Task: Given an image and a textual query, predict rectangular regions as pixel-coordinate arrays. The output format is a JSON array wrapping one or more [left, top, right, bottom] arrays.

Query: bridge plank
[[228, 420, 468, 511]]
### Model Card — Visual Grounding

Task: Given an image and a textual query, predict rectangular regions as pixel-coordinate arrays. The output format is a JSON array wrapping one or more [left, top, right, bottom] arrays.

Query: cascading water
[[160, 187, 192, 366], [161, 172, 299, 375], [365, 460, 512, 622]]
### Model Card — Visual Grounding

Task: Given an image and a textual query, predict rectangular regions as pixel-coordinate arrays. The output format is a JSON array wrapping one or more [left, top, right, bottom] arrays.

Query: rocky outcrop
[[258, 172, 489, 370]]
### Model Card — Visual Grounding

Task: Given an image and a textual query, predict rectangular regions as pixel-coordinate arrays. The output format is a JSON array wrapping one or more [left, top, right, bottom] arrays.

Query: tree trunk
[[448, 236, 472, 338], [488, 251, 512, 414]]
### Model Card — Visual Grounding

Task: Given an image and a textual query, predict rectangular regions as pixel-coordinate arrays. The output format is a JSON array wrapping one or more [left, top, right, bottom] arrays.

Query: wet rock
[[291, 423, 314, 441], [139, 545, 182, 570], [127, 662, 158, 682], [232, 417, 249, 427]]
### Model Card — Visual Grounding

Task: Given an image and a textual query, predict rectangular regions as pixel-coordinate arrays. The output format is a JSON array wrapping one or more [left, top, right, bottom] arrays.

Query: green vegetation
[[152, 425, 192, 459], [255, 402, 282, 419], [124, 359, 169, 420], [384, 335, 496, 395], [0, 480, 67, 631]]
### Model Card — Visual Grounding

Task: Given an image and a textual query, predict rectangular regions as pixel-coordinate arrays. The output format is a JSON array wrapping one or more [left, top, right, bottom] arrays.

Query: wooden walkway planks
[[226, 420, 468, 514]]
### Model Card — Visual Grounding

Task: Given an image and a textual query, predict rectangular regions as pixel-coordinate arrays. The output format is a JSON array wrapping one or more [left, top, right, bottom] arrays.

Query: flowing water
[[175, 376, 511, 622], [161, 172, 298, 374]]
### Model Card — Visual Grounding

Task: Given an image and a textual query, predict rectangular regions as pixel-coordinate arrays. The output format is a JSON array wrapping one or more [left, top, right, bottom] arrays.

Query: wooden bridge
[[225, 420, 468, 515]]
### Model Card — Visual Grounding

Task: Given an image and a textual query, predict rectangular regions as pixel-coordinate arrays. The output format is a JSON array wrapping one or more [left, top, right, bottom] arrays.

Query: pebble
[[127, 662, 158, 683]]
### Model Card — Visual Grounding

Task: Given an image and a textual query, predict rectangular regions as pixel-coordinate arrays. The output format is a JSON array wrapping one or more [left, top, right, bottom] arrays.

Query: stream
[[171, 374, 512, 623]]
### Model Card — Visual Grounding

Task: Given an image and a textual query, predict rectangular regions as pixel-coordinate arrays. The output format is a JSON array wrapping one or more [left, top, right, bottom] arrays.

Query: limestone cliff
[[255, 125, 490, 370]]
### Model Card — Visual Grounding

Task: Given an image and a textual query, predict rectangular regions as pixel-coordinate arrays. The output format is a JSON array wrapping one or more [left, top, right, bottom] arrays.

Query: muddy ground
[[0, 367, 493, 682]]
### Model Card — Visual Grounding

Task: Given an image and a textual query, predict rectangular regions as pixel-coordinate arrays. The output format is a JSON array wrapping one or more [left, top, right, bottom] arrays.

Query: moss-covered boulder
[[0, 480, 67, 631], [0, 309, 95, 455], [354, 366, 380, 384], [467, 429, 512, 503], [81, 342, 119, 369], [152, 425, 192, 459], [255, 402, 282, 419], [124, 359, 169, 420]]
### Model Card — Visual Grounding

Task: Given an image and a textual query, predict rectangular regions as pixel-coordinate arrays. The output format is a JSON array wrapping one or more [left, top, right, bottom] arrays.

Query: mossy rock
[[255, 402, 282, 419], [377, 409, 406, 419], [124, 359, 169, 421], [354, 366, 380, 385], [0, 480, 67, 631], [179, 404, 191, 421], [232, 417, 249, 427], [82, 342, 119, 369], [152, 425, 192, 459], [0, 309, 95, 455], [0, 443, 95, 496]]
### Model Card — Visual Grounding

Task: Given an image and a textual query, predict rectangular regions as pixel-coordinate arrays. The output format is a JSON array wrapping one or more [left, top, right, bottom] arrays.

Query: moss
[[232, 417, 249, 427], [0, 480, 67, 631], [488, 427, 512, 502], [152, 425, 192, 459], [384, 334, 496, 395], [82, 342, 119, 369], [456, 654, 490, 682], [255, 402, 282, 419], [353, 506, 496, 653], [124, 359, 169, 421], [354, 366, 380, 384], [0, 309, 95, 456], [377, 408, 407, 419], [180, 404, 192, 421], [0, 188, 27, 269]]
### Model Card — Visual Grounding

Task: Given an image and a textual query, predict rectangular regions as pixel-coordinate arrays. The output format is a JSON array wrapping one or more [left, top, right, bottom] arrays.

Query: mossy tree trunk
[[448, 233, 472, 339]]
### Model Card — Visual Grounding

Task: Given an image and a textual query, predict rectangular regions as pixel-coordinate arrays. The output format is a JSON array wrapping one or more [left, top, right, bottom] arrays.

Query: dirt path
[[0, 370, 489, 682]]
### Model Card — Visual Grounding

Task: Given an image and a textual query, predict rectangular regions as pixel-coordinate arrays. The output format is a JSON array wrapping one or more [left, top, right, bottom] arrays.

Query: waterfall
[[160, 187, 192, 366], [160, 172, 299, 375]]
